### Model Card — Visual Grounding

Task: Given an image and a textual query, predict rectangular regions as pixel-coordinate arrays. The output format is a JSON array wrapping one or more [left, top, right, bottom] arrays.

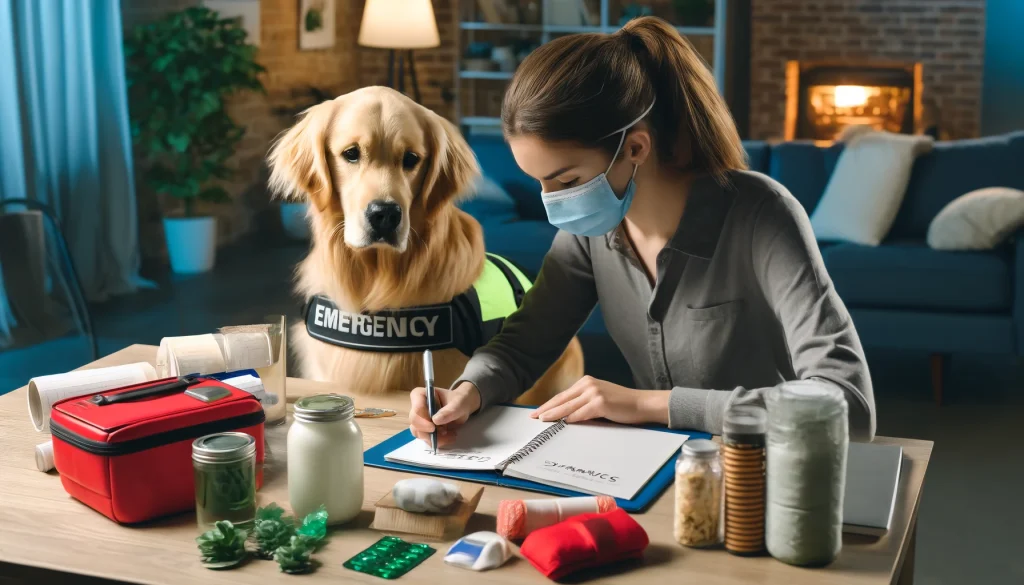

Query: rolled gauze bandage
[[155, 334, 227, 377], [156, 332, 273, 377], [497, 496, 617, 540], [35, 441, 54, 472], [27, 362, 158, 432]]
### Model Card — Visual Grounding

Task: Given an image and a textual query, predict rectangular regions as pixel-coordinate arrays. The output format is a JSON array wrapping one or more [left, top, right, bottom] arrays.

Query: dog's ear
[[420, 113, 480, 217], [268, 100, 336, 211]]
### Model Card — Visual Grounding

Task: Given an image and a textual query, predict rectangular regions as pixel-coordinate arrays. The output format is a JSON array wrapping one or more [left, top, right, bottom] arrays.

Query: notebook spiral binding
[[498, 419, 568, 471]]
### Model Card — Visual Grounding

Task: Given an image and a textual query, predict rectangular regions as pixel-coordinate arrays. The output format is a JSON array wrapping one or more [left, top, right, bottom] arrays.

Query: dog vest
[[303, 253, 531, 356]]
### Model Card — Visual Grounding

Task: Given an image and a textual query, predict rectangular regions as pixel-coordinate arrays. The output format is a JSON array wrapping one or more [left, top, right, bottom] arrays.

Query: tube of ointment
[[496, 496, 617, 540], [35, 440, 54, 472]]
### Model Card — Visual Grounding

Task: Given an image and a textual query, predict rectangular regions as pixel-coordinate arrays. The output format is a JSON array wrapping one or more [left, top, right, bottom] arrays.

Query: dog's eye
[[342, 147, 360, 163], [402, 152, 421, 170]]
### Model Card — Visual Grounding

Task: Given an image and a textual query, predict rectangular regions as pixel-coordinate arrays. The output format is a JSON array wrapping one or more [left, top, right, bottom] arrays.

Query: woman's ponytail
[[619, 17, 746, 178], [504, 16, 746, 181]]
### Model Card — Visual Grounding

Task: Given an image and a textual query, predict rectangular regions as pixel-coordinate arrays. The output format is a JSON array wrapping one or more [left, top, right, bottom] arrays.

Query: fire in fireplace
[[784, 61, 923, 142]]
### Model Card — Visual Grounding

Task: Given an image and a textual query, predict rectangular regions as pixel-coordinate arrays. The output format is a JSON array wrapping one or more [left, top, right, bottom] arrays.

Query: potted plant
[[125, 6, 265, 274]]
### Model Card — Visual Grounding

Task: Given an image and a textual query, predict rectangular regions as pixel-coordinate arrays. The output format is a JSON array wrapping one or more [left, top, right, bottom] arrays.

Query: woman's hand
[[409, 382, 482, 447], [532, 376, 670, 425]]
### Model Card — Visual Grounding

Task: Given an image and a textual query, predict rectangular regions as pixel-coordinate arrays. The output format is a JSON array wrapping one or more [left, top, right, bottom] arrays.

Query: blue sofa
[[461, 132, 1024, 395]]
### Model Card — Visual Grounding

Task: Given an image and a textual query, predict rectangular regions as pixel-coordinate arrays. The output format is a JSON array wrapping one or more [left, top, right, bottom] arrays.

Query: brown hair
[[502, 16, 746, 180]]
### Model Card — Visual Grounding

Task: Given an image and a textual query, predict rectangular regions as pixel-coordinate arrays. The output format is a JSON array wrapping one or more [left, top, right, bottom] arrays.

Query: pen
[[423, 350, 438, 454]]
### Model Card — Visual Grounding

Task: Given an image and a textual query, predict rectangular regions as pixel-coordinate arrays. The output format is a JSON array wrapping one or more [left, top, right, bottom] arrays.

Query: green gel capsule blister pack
[[343, 536, 436, 579]]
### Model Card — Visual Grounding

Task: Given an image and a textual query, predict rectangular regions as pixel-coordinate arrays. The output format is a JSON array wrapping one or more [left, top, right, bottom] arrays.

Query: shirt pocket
[[685, 300, 748, 387]]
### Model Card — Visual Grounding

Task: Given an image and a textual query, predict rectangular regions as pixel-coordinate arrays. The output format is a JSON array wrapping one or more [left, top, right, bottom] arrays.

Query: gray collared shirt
[[455, 171, 876, 441]]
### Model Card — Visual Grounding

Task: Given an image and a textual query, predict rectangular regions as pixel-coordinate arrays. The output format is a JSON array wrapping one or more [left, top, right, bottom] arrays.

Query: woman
[[409, 17, 876, 443]]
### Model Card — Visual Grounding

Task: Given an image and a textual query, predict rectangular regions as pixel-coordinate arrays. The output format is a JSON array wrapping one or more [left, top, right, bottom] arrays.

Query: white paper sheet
[[385, 406, 555, 471], [27, 362, 158, 431], [220, 373, 278, 406], [502, 421, 688, 500]]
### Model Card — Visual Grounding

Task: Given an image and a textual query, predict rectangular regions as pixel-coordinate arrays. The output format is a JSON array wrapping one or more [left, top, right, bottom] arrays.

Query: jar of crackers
[[673, 439, 722, 548], [722, 405, 767, 555]]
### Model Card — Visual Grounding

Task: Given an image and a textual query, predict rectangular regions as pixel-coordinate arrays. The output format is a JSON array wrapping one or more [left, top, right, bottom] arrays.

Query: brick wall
[[122, 0, 360, 255], [350, 0, 458, 121], [750, 0, 987, 140]]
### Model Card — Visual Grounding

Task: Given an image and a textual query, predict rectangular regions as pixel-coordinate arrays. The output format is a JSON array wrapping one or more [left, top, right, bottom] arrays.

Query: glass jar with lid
[[673, 438, 723, 548], [192, 432, 258, 529], [288, 394, 364, 525], [766, 381, 849, 567]]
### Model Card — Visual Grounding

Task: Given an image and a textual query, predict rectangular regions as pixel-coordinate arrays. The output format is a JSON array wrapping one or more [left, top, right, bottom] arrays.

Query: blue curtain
[[0, 0, 143, 302]]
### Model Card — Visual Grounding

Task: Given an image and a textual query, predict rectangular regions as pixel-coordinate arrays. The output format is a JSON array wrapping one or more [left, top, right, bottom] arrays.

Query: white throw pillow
[[927, 187, 1024, 250], [811, 132, 934, 245]]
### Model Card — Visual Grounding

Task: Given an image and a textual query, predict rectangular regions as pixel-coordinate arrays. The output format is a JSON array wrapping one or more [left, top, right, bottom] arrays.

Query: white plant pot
[[163, 216, 217, 274], [280, 202, 311, 240]]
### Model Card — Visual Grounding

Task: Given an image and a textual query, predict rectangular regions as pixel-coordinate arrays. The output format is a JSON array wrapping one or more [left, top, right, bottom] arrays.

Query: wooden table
[[0, 345, 932, 585]]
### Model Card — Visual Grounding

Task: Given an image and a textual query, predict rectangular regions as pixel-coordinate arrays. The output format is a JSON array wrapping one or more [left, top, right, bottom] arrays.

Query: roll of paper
[[35, 440, 54, 472], [27, 362, 158, 432], [156, 334, 227, 377], [216, 328, 274, 371]]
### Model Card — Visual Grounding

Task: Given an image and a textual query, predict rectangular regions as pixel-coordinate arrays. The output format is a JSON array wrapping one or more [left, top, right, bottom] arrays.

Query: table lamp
[[358, 0, 440, 103]]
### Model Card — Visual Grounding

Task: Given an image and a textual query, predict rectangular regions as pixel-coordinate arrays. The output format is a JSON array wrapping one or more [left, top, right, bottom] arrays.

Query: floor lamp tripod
[[358, 0, 440, 105], [387, 50, 423, 104]]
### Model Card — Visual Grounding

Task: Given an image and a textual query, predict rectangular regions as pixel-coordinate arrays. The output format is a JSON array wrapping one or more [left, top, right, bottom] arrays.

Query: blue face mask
[[540, 101, 655, 237]]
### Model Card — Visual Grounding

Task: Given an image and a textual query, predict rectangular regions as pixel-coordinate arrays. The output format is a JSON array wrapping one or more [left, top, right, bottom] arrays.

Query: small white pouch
[[444, 531, 512, 571]]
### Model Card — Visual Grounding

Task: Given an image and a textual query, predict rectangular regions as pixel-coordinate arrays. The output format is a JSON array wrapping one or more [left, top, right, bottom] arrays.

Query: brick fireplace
[[784, 61, 924, 141], [750, 0, 986, 141]]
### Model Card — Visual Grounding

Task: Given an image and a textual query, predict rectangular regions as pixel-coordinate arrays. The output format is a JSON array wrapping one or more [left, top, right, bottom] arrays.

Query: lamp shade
[[358, 0, 440, 49]]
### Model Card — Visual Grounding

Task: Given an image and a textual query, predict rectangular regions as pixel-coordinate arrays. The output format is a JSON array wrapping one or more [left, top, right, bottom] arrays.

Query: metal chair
[[0, 198, 97, 392]]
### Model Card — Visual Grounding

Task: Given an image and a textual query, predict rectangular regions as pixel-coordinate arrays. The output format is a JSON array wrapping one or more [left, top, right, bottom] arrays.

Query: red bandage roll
[[496, 496, 617, 540], [520, 508, 649, 580]]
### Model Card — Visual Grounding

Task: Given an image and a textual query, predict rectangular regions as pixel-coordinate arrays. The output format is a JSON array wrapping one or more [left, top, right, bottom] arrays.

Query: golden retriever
[[268, 86, 583, 404]]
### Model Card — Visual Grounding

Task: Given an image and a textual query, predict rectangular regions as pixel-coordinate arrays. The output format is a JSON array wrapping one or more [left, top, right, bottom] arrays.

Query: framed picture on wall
[[203, 0, 261, 46], [299, 0, 335, 50]]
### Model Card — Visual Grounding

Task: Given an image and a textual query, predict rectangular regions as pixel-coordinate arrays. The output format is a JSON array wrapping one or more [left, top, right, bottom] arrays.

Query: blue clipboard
[[362, 410, 709, 513]]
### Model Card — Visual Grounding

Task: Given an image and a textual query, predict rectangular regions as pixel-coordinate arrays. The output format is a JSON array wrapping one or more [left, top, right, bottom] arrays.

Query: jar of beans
[[673, 439, 722, 548]]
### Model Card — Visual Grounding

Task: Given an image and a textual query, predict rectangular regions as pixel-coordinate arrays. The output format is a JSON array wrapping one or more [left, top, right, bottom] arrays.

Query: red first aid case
[[49, 376, 265, 524]]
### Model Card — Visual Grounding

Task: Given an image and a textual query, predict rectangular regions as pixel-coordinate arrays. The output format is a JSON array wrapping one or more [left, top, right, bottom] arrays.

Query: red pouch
[[49, 376, 265, 524], [520, 508, 650, 580]]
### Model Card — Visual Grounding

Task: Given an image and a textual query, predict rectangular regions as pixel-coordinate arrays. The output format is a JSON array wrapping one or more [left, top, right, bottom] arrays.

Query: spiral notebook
[[383, 405, 689, 500]]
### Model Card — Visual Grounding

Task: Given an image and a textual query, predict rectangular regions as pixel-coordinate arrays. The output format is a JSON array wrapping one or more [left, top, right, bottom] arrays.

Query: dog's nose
[[365, 200, 402, 239]]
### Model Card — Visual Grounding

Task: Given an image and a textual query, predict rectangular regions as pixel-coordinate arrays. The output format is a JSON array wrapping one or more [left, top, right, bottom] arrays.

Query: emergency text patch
[[305, 295, 455, 352]]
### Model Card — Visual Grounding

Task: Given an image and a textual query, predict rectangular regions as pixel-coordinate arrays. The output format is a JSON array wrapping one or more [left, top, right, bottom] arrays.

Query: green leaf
[[166, 132, 190, 153], [196, 520, 248, 568], [294, 505, 328, 550], [152, 53, 174, 71], [252, 518, 295, 560], [274, 536, 314, 574], [255, 503, 290, 524]]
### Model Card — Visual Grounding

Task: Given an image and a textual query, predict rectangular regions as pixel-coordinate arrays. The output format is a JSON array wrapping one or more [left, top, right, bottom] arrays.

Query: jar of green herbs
[[192, 432, 257, 529]]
